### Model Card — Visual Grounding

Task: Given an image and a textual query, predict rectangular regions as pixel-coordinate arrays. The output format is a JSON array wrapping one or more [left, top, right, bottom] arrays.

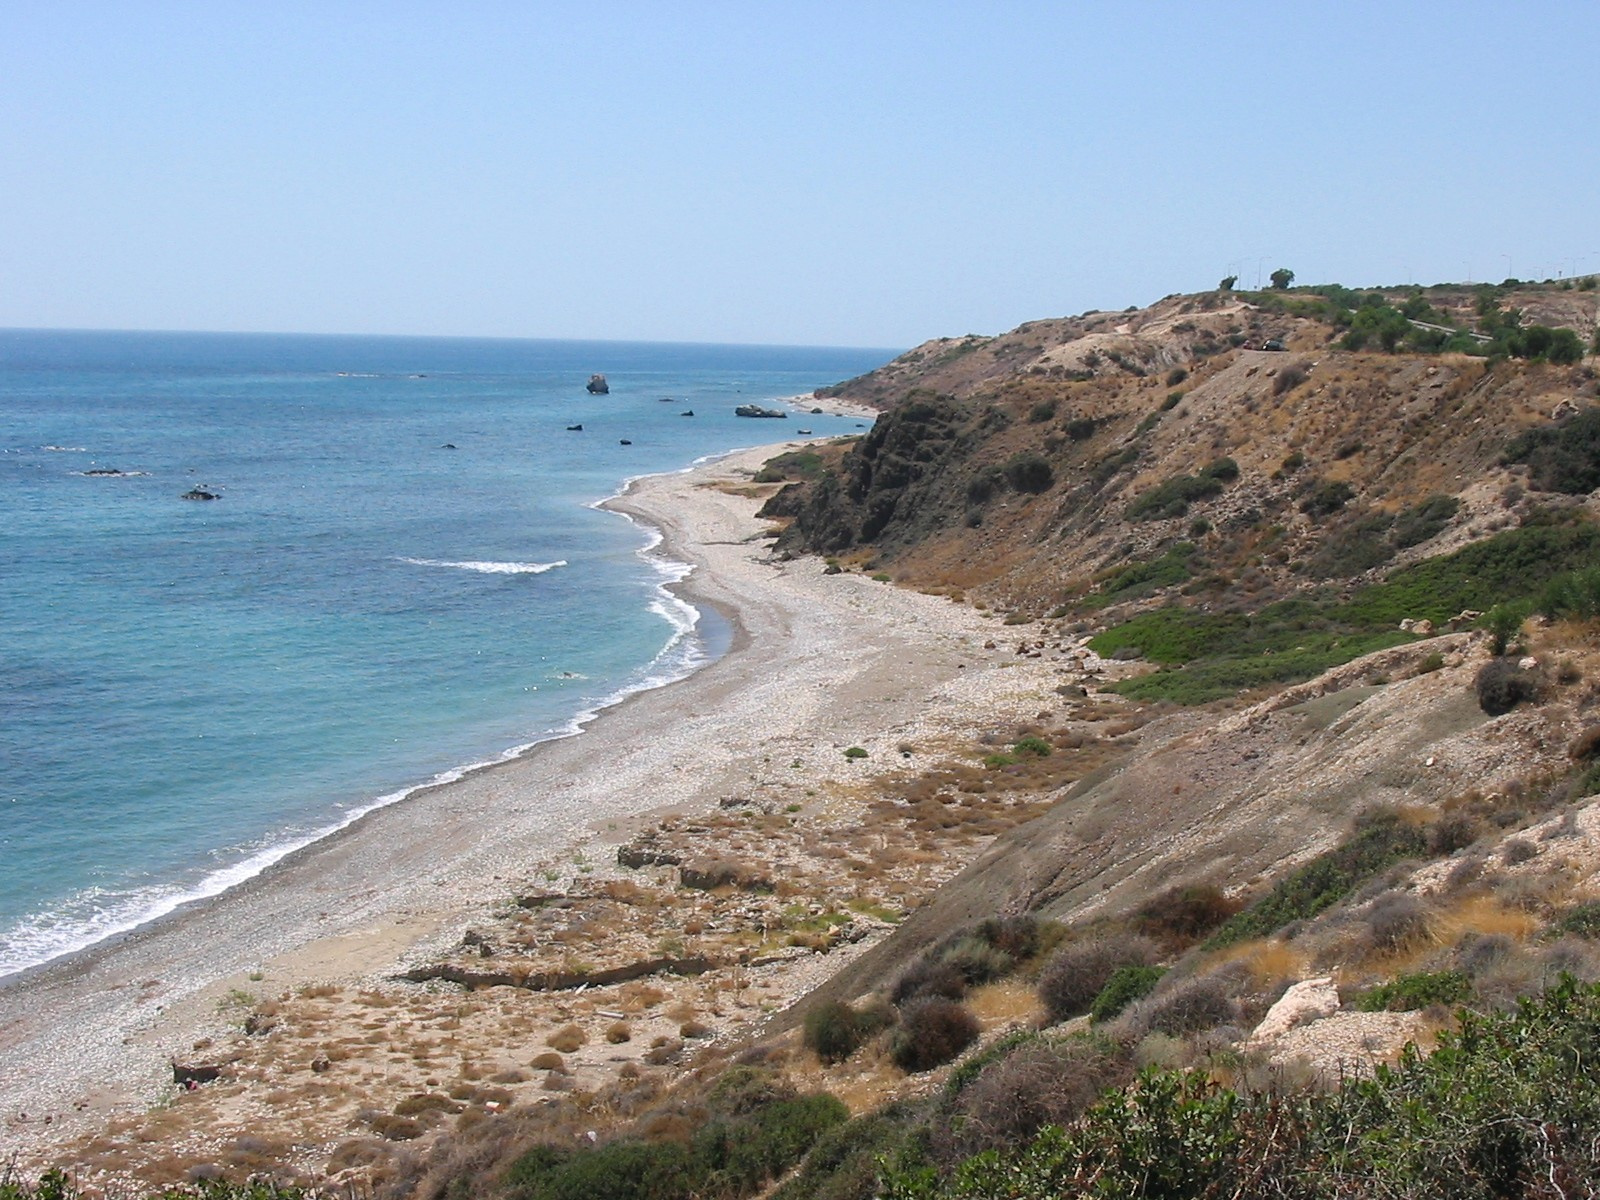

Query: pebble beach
[[0, 434, 1095, 1179]]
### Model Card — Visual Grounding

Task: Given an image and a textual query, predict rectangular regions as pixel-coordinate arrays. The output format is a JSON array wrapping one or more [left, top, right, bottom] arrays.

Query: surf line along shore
[[0, 437, 1031, 1168]]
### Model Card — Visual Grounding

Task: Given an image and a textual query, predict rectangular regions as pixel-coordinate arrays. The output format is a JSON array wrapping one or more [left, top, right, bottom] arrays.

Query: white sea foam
[[398, 558, 567, 574]]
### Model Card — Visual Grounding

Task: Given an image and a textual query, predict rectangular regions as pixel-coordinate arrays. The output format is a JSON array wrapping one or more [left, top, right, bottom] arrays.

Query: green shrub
[[1207, 810, 1427, 947], [879, 979, 1600, 1200], [1476, 658, 1542, 715], [506, 1139, 697, 1200], [1037, 935, 1159, 1021], [804, 1001, 872, 1064], [964, 466, 1003, 506], [842, 746, 868, 759], [1540, 565, 1600, 620], [890, 998, 979, 1072], [1357, 970, 1472, 1012], [1087, 543, 1198, 605], [892, 957, 967, 1006], [1300, 479, 1355, 518], [1503, 407, 1600, 493], [1012, 735, 1052, 757], [1127, 474, 1222, 521], [1065, 417, 1096, 441], [1123, 973, 1240, 1037], [939, 936, 1015, 986], [1483, 602, 1529, 655], [1027, 399, 1057, 424], [1391, 494, 1461, 548], [1003, 454, 1054, 494], [696, 1094, 851, 1197], [1551, 903, 1600, 939], [1090, 966, 1166, 1022], [938, 1035, 1134, 1162], [973, 915, 1043, 959], [771, 1102, 928, 1200]]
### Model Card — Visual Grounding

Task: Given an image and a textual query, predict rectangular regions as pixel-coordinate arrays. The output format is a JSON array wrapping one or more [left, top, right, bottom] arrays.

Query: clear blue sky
[[3, 2, 1596, 348]]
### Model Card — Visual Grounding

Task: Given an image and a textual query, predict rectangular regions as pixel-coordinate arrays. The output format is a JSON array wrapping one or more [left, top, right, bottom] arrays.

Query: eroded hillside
[[777, 283, 1599, 623]]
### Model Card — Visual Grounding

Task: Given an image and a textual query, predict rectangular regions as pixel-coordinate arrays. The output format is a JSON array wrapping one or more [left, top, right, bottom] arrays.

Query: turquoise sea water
[[0, 329, 890, 978]]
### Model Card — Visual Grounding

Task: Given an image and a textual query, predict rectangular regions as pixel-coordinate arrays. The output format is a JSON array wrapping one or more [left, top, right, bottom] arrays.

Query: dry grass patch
[[966, 979, 1045, 1028], [1208, 938, 1310, 988]]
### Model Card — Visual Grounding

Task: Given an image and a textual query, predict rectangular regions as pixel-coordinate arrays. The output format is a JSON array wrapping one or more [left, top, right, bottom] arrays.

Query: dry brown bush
[[1119, 972, 1242, 1039], [889, 997, 979, 1072], [936, 1036, 1133, 1163], [1037, 934, 1159, 1021]]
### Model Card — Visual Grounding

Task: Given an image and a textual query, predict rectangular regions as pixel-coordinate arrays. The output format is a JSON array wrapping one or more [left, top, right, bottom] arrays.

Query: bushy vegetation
[[1126, 460, 1238, 521], [1358, 969, 1473, 1012], [501, 1076, 847, 1200], [1088, 965, 1165, 1022], [1003, 453, 1054, 494], [805, 1000, 891, 1064], [755, 449, 827, 483], [1085, 543, 1197, 607], [1205, 809, 1427, 948], [1476, 658, 1543, 716], [878, 978, 1600, 1200], [1092, 519, 1600, 705], [1037, 935, 1159, 1021], [889, 997, 979, 1072], [1502, 407, 1600, 494]]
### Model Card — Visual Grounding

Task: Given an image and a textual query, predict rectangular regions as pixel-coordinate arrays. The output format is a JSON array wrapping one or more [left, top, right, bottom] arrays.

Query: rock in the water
[[586, 374, 609, 394], [1249, 977, 1340, 1043], [680, 410, 694, 417], [619, 439, 632, 446], [566, 424, 583, 431], [180, 489, 220, 501], [734, 404, 787, 418]]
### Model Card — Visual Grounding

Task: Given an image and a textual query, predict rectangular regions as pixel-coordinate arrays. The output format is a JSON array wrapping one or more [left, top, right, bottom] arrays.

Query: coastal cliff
[[12, 278, 1600, 1199]]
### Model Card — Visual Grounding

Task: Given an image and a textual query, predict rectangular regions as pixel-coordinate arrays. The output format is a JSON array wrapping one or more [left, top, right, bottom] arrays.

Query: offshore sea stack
[[586, 373, 609, 394]]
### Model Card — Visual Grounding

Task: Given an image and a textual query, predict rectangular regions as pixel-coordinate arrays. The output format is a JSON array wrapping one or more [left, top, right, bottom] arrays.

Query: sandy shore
[[0, 437, 1067, 1173]]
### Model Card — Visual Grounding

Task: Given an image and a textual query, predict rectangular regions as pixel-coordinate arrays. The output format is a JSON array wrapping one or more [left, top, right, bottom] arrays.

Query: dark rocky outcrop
[[617, 842, 684, 870], [764, 390, 984, 557], [400, 955, 714, 992], [678, 858, 774, 892], [586, 374, 609, 394], [180, 489, 220, 501], [735, 404, 787, 418]]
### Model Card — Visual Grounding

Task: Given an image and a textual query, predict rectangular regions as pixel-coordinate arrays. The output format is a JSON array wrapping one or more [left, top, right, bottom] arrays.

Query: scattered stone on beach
[[678, 858, 773, 892], [171, 1059, 225, 1086], [617, 843, 683, 870], [586, 374, 609, 394]]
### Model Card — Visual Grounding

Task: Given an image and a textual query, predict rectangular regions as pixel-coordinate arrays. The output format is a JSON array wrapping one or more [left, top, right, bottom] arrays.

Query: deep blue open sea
[[0, 329, 890, 979]]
